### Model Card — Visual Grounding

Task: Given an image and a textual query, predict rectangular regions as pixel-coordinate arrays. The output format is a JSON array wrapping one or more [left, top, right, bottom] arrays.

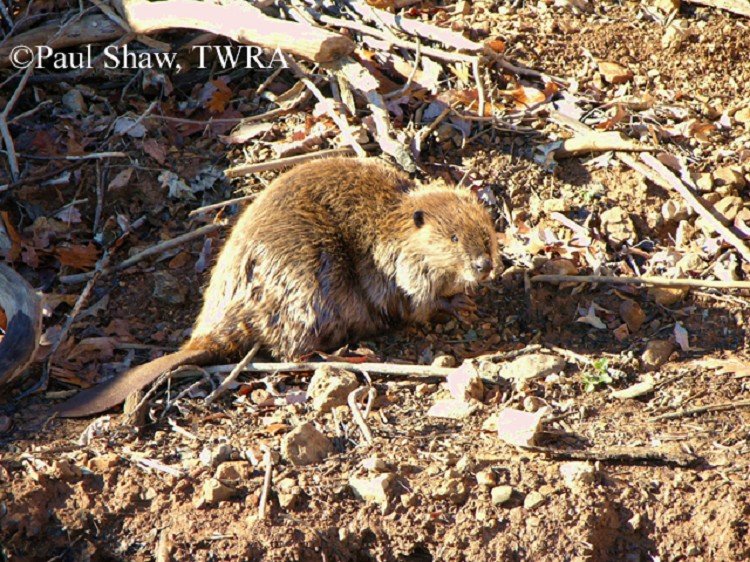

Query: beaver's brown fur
[[57, 157, 498, 417]]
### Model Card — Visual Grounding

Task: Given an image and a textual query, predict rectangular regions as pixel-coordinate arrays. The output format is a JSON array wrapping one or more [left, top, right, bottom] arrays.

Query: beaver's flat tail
[[55, 348, 213, 418]]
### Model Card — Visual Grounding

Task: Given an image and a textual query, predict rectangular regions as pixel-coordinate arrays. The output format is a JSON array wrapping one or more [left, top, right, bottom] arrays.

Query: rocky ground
[[2, 0, 750, 560]]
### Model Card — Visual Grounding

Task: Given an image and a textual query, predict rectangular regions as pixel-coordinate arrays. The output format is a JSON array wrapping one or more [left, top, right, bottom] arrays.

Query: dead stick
[[649, 399, 750, 422], [521, 445, 698, 467], [0, 57, 36, 181], [59, 223, 223, 284], [206, 361, 454, 379], [531, 274, 750, 290], [348, 386, 374, 444], [284, 55, 366, 157], [683, 0, 750, 17], [205, 343, 260, 404], [640, 153, 750, 264], [258, 446, 273, 519]]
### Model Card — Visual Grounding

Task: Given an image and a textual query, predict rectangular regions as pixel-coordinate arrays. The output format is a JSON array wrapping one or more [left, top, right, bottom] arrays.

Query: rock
[[496, 407, 546, 447], [559, 462, 596, 495], [0, 415, 11, 433], [432, 477, 469, 505], [661, 200, 688, 222], [204, 478, 236, 503], [307, 366, 359, 412], [692, 172, 714, 192], [522, 396, 546, 412], [62, 89, 87, 114], [87, 453, 120, 472], [598, 61, 633, 84], [600, 207, 636, 246], [432, 354, 457, 368], [199, 443, 232, 467], [491, 486, 513, 506], [280, 422, 333, 466], [523, 491, 545, 510], [415, 383, 436, 397], [277, 477, 302, 509], [735, 106, 750, 124], [446, 363, 484, 401], [641, 340, 675, 370], [49, 460, 83, 481], [648, 285, 688, 306], [651, 0, 680, 12], [152, 271, 187, 305], [426, 399, 478, 420], [482, 413, 500, 432], [714, 166, 746, 190], [611, 376, 655, 399], [542, 198, 570, 213], [619, 300, 646, 332], [476, 469, 497, 488], [362, 455, 389, 473], [349, 473, 396, 507], [676, 253, 704, 275], [498, 353, 566, 382], [539, 258, 578, 276], [400, 492, 418, 508], [215, 461, 254, 482]]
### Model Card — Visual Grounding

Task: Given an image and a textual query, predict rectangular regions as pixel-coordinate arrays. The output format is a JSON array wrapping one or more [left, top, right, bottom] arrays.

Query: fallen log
[[116, 0, 355, 63]]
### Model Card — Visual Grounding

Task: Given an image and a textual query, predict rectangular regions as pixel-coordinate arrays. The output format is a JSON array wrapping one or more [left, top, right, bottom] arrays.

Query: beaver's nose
[[473, 257, 492, 275]]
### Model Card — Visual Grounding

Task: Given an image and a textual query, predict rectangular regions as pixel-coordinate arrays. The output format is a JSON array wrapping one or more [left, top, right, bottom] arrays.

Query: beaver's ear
[[413, 210, 425, 228]]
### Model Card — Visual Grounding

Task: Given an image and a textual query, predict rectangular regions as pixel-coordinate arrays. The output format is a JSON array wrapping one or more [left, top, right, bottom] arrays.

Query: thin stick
[[521, 445, 697, 467], [59, 223, 223, 284], [383, 39, 421, 100], [641, 153, 750, 264], [205, 343, 261, 404], [531, 274, 750, 290], [418, 105, 452, 148], [472, 57, 485, 120], [258, 446, 273, 519], [207, 360, 454, 379], [0, 150, 128, 161], [348, 386, 374, 444], [649, 399, 750, 422], [224, 147, 359, 178], [189, 194, 256, 216], [0, 55, 36, 181], [284, 54, 366, 158]]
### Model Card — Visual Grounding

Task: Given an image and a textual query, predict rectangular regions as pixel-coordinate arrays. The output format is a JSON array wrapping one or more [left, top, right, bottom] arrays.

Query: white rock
[[203, 478, 236, 503], [349, 473, 396, 507], [426, 399, 478, 420], [307, 366, 359, 412], [559, 462, 596, 494], [199, 443, 232, 467], [523, 491, 545, 510], [447, 363, 484, 401], [362, 455, 388, 473], [498, 354, 566, 383], [491, 486, 513, 506], [280, 422, 333, 466], [496, 407, 546, 447]]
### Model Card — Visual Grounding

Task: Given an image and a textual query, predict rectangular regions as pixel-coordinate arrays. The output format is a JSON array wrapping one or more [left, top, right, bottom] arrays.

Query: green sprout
[[581, 358, 613, 392]]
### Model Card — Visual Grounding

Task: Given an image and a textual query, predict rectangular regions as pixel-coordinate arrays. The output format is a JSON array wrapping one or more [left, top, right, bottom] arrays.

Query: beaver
[[56, 157, 499, 417]]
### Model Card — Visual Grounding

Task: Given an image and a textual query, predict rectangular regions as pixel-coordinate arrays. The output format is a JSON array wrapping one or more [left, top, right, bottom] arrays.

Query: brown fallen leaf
[[56, 243, 100, 270]]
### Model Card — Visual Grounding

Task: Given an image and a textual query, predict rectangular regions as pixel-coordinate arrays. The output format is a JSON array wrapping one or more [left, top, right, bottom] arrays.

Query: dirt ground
[[2, 0, 750, 561]]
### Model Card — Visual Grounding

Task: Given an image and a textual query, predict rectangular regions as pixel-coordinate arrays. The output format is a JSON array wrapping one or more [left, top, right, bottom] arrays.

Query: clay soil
[[2, 1, 750, 561]]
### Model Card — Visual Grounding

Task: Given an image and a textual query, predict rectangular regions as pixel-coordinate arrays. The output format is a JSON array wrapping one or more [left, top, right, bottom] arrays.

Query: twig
[[224, 147, 361, 178], [0, 150, 128, 161], [59, 223, 223, 284], [319, 13, 476, 64], [472, 57, 485, 121], [383, 39, 421, 100], [258, 446, 273, 519], [206, 360, 454, 379], [348, 386, 374, 444], [205, 343, 261, 404], [0, 54, 36, 181], [649, 399, 750, 422], [640, 153, 750, 265], [531, 274, 750, 290], [417, 105, 452, 149], [284, 54, 366, 157], [189, 194, 256, 216], [521, 445, 698, 467]]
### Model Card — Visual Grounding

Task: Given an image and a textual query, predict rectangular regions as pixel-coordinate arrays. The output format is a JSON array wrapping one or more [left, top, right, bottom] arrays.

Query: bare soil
[[2, 1, 750, 561]]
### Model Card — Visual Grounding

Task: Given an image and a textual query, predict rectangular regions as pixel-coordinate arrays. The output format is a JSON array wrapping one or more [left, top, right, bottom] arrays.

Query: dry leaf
[[56, 243, 99, 270], [207, 79, 233, 113]]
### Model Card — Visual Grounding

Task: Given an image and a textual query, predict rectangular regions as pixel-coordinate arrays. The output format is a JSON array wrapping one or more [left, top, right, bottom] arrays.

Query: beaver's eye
[[451, 234, 459, 243]]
